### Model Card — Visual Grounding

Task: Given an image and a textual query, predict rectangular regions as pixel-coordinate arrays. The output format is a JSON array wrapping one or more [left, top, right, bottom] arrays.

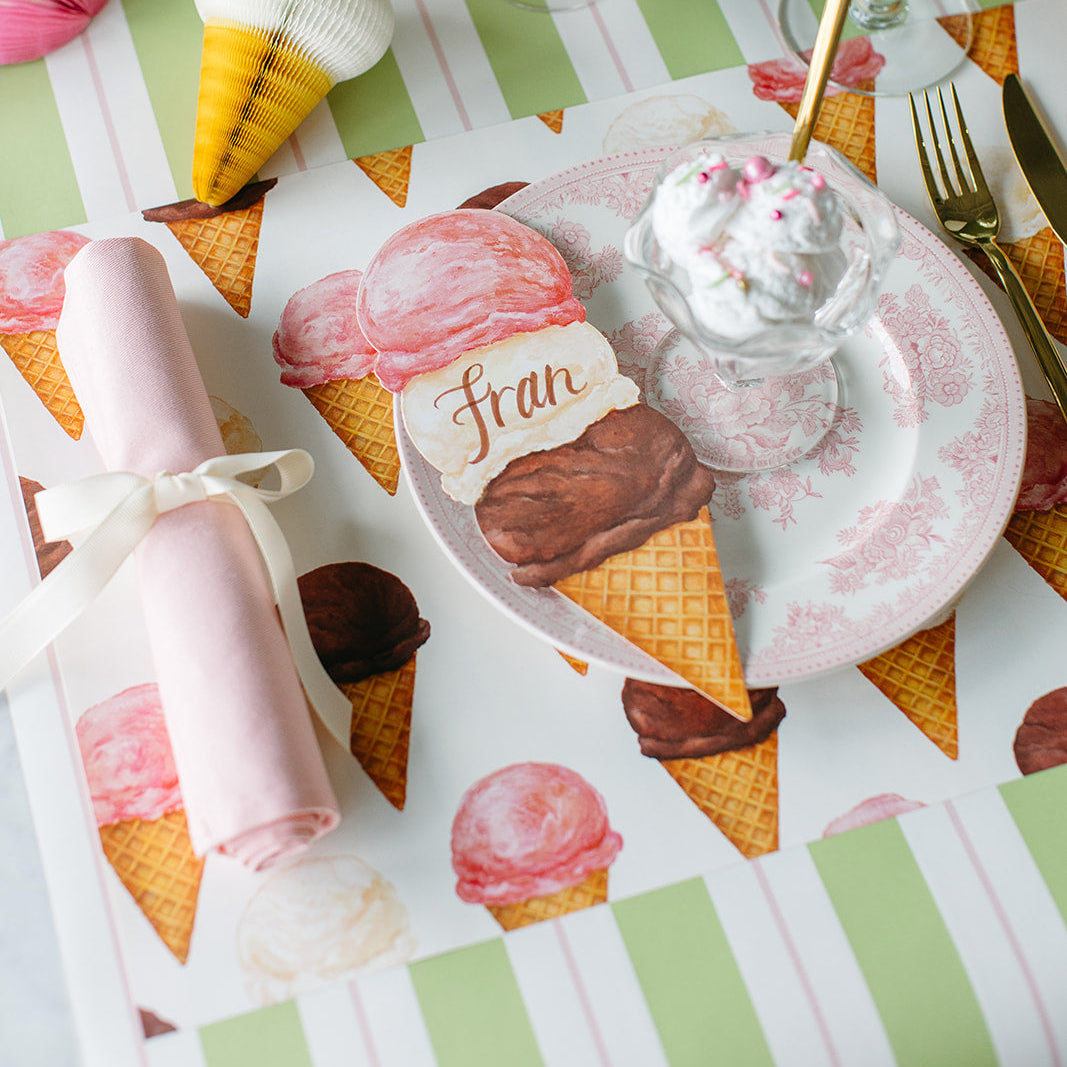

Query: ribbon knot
[[0, 450, 351, 749], [153, 470, 208, 513]]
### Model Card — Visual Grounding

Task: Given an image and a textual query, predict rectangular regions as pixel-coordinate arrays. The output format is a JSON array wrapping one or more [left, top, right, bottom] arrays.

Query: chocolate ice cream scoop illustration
[[300, 562, 429, 809], [451, 761, 623, 930], [357, 209, 750, 720], [621, 679, 785, 857], [1015, 687, 1067, 775]]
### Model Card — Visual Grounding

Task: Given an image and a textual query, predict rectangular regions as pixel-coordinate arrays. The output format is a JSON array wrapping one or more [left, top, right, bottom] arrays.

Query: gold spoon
[[788, 0, 850, 162]]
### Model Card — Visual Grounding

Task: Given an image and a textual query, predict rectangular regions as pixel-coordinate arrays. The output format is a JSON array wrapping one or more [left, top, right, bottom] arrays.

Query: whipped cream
[[651, 152, 846, 339]]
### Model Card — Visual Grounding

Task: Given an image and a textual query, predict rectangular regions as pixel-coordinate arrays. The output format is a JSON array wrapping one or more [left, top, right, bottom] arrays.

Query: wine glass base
[[777, 0, 977, 98], [643, 331, 841, 473]]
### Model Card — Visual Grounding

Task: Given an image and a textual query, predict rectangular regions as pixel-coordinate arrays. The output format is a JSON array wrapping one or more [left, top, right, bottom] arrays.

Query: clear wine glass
[[623, 132, 901, 473], [777, 0, 978, 98]]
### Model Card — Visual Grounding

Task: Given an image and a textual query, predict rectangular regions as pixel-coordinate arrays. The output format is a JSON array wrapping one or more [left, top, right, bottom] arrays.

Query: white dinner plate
[[397, 143, 1026, 687]]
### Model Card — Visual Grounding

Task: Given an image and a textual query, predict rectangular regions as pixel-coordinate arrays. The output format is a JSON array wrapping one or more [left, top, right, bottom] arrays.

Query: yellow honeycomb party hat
[[192, 0, 394, 206]]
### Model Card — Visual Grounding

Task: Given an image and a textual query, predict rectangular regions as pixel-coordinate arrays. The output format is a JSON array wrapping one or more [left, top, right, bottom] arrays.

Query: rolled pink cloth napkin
[[55, 236, 339, 869]]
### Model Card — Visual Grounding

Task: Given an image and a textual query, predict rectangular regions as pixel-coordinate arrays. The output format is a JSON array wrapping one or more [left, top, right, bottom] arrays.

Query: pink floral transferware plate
[[397, 146, 1026, 686]]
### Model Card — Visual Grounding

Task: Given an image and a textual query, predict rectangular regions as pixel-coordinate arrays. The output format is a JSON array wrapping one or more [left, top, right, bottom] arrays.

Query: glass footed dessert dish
[[624, 131, 901, 471]]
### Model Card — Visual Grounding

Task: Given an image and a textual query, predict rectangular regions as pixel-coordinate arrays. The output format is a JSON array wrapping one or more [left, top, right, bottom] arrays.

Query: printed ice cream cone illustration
[[622, 680, 785, 858], [602, 94, 735, 155], [143, 179, 275, 318], [20, 476, 72, 577], [1005, 397, 1067, 600], [538, 109, 563, 134], [557, 649, 589, 675], [237, 855, 415, 1004], [749, 38, 885, 183], [823, 793, 925, 836], [0, 230, 89, 438], [358, 210, 751, 720], [274, 269, 400, 493], [969, 226, 1067, 347], [192, 0, 395, 206], [451, 762, 623, 930], [961, 3, 1017, 85], [355, 145, 413, 208], [857, 612, 959, 759], [1014, 687, 1067, 775], [75, 684, 204, 964], [300, 562, 430, 809]]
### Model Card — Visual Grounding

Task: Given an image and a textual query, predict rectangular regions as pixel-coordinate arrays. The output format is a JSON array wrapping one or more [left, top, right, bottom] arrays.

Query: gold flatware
[[910, 84, 1067, 421], [1003, 73, 1067, 247], [788, 0, 850, 162]]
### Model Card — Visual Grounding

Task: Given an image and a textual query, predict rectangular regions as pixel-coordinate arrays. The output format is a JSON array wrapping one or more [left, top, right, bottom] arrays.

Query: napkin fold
[[55, 237, 339, 869]]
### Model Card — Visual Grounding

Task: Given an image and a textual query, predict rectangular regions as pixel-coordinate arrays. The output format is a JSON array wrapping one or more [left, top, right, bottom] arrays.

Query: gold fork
[[910, 83, 1067, 419]]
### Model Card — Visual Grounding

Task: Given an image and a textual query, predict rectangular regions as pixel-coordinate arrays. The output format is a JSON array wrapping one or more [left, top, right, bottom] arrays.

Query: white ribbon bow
[[0, 449, 351, 748]]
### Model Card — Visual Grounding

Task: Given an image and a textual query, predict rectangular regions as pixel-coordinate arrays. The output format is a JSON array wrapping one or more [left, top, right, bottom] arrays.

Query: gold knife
[[1003, 73, 1067, 246]]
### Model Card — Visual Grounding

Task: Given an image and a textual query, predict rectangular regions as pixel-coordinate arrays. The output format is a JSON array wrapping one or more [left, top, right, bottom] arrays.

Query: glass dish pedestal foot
[[643, 329, 841, 472]]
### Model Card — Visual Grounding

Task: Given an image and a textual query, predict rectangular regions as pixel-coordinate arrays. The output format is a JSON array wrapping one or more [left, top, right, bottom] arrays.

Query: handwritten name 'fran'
[[436, 361, 587, 463]]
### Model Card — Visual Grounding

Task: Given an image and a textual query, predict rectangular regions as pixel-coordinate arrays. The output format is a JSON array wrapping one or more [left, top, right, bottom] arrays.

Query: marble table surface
[[1, 703, 79, 1066]]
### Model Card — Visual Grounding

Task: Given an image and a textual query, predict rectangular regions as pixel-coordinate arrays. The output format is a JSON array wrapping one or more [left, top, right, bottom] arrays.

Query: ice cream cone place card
[[359, 209, 751, 722], [388, 151, 1027, 690]]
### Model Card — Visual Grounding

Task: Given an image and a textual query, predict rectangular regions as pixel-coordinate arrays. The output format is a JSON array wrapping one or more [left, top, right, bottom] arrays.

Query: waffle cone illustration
[[355, 145, 413, 207], [553, 507, 751, 720], [0, 330, 83, 438], [341, 654, 416, 810], [779, 83, 876, 183], [303, 374, 401, 494], [858, 612, 958, 759], [968, 227, 1067, 347], [662, 733, 779, 858], [1005, 504, 1067, 600], [98, 809, 205, 965], [960, 3, 1017, 85], [486, 867, 608, 931], [557, 649, 589, 675], [538, 109, 563, 134], [192, 0, 394, 206]]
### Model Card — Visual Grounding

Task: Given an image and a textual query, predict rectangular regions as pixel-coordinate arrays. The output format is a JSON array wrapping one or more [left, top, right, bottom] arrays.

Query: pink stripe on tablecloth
[[81, 33, 136, 213], [554, 919, 614, 1067], [589, 2, 633, 93], [753, 860, 842, 1067], [414, 0, 472, 131], [348, 980, 383, 1067], [945, 800, 1064, 1067]]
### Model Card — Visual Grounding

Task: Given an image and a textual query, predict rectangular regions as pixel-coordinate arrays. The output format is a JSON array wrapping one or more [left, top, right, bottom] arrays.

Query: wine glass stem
[[849, 0, 908, 30]]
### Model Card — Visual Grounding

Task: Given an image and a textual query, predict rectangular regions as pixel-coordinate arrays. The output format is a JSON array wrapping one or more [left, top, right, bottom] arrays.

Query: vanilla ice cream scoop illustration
[[237, 855, 415, 1004], [357, 209, 639, 505], [451, 761, 623, 930]]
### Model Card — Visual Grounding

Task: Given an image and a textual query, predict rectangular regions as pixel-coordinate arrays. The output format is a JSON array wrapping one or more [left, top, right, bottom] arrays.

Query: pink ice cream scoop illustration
[[0, 230, 90, 438], [358, 210, 586, 392], [822, 793, 925, 836], [274, 269, 402, 494], [1004, 397, 1067, 602], [75, 684, 204, 964], [451, 761, 623, 931], [357, 209, 639, 505]]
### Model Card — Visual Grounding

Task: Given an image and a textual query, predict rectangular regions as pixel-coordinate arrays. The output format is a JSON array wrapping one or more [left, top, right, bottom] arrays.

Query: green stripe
[[464, 0, 587, 119], [0, 61, 85, 238], [613, 879, 773, 1066], [122, 0, 202, 201], [1000, 765, 1067, 925], [328, 50, 424, 159], [810, 819, 996, 1066], [634, 0, 744, 80], [199, 1001, 312, 1067], [410, 938, 543, 1067]]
